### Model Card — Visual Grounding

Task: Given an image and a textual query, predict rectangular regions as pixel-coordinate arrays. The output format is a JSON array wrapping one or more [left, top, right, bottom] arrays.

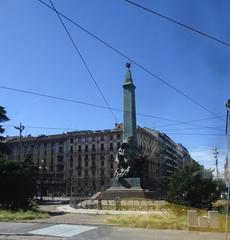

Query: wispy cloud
[[190, 146, 227, 172]]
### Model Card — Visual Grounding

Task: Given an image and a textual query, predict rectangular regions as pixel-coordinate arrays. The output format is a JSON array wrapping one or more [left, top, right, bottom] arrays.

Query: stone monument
[[97, 63, 157, 200]]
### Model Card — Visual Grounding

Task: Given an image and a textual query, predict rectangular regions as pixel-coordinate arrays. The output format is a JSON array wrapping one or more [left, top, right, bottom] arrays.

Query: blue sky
[[0, 0, 230, 169]]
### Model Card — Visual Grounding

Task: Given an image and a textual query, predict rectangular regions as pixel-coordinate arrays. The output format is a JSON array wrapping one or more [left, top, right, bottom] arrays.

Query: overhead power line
[[47, 0, 118, 123], [37, 0, 223, 122], [165, 133, 228, 136], [155, 115, 226, 129], [124, 0, 230, 47], [3, 124, 227, 136], [0, 85, 223, 128], [157, 126, 224, 132], [3, 124, 79, 132]]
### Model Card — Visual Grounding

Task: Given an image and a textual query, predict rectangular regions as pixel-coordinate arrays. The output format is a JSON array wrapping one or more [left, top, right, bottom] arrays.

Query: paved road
[[0, 222, 227, 240], [27, 204, 109, 225]]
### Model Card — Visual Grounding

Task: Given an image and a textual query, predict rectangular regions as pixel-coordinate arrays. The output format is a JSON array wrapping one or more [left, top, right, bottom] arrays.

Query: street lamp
[[224, 99, 230, 240], [38, 160, 48, 201]]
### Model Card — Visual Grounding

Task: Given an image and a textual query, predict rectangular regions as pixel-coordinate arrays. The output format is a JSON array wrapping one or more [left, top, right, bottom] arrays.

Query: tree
[[0, 105, 10, 156], [0, 160, 36, 210], [166, 163, 223, 209]]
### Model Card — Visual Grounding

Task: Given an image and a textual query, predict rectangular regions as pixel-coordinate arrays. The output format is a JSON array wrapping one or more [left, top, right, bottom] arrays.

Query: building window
[[85, 145, 88, 152], [70, 145, 73, 152], [70, 138, 73, 143], [110, 154, 113, 161], [109, 143, 113, 150], [110, 135, 113, 140], [92, 136, 95, 142], [100, 144, 104, 151], [100, 135, 104, 141], [92, 144, 95, 151], [57, 165, 64, 171], [117, 142, 120, 150], [100, 155, 105, 161], [100, 170, 104, 177], [91, 154, 96, 161], [85, 154, 88, 160], [78, 145, 81, 152], [101, 161, 104, 166], [85, 161, 88, 167], [117, 134, 121, 139], [110, 163, 113, 169], [78, 155, 81, 161], [58, 146, 63, 153], [70, 161, 73, 168]]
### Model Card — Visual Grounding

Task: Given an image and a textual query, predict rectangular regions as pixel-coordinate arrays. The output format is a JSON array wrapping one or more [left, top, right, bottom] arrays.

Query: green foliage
[[166, 163, 222, 209], [0, 105, 10, 156], [106, 212, 186, 230], [0, 160, 37, 210], [106, 203, 230, 232], [0, 209, 48, 221]]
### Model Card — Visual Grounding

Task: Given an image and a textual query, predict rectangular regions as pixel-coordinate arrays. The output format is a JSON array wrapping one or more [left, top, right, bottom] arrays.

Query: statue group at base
[[114, 136, 144, 180]]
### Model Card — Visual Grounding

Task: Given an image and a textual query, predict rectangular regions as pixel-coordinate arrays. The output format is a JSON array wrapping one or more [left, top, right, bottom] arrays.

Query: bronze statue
[[114, 136, 137, 179]]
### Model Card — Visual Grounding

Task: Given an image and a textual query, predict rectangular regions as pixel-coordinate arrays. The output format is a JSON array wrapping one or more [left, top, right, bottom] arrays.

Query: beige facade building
[[6, 124, 194, 197]]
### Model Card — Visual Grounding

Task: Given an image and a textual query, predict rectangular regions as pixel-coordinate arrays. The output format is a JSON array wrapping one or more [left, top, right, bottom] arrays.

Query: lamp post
[[213, 147, 219, 190], [224, 99, 230, 240], [14, 123, 25, 161], [39, 160, 48, 201]]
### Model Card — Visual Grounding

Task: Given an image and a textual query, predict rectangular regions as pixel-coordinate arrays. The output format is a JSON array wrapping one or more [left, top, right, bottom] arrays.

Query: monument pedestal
[[95, 178, 159, 200]]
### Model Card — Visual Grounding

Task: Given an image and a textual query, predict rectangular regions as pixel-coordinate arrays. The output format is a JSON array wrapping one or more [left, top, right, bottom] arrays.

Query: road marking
[[28, 224, 97, 237]]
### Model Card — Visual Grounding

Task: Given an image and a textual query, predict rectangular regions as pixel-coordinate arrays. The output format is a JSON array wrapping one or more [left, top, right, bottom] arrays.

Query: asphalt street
[[0, 222, 227, 240]]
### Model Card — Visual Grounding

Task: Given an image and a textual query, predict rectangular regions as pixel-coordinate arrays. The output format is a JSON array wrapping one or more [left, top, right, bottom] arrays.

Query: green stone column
[[123, 63, 137, 144]]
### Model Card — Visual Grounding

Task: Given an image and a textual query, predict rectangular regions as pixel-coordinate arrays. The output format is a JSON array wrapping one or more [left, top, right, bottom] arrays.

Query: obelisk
[[123, 63, 137, 144]]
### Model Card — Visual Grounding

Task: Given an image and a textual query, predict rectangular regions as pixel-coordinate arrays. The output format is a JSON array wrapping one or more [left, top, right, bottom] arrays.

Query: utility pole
[[14, 123, 25, 161], [224, 99, 230, 240], [213, 147, 219, 188]]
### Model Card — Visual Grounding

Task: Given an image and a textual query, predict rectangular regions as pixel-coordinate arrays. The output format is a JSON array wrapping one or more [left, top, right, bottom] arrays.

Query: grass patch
[[106, 212, 186, 230], [106, 202, 230, 231], [106, 213, 185, 229], [0, 210, 49, 221]]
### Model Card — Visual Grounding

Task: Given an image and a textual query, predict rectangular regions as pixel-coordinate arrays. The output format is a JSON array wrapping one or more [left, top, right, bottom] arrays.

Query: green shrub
[[166, 163, 223, 209], [0, 160, 37, 210]]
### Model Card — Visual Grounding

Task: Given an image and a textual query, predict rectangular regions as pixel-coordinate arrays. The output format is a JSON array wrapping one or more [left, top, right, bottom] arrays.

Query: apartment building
[[5, 124, 194, 197]]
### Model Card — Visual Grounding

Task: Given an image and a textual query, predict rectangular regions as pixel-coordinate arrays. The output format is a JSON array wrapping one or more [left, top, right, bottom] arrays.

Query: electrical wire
[[157, 127, 224, 131], [2, 124, 227, 136], [124, 0, 230, 47], [162, 133, 227, 136], [37, 0, 224, 121], [47, 0, 118, 123], [0, 85, 224, 129], [2, 124, 79, 132], [154, 115, 225, 129]]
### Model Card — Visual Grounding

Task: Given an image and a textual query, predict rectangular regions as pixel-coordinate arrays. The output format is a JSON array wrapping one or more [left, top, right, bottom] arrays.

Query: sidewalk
[[57, 205, 158, 215]]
